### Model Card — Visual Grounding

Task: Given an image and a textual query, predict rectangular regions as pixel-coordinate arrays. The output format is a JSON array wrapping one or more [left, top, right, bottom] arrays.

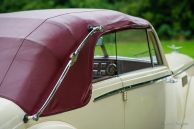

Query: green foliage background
[[0, 0, 193, 40]]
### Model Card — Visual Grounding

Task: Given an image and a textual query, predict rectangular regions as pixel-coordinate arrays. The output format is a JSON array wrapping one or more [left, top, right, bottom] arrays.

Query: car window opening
[[92, 28, 162, 82]]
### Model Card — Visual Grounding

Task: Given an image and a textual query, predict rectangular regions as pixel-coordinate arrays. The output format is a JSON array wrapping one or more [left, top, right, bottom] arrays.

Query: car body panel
[[166, 52, 194, 74], [124, 79, 165, 129], [0, 98, 25, 129], [165, 53, 194, 129], [182, 70, 194, 129], [25, 57, 194, 129], [27, 121, 76, 129], [26, 77, 125, 129], [164, 71, 189, 129], [119, 66, 170, 129]]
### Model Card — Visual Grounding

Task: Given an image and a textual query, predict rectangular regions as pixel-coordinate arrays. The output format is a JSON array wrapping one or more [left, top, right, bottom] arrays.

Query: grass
[[94, 40, 194, 59], [94, 42, 149, 57], [161, 40, 194, 59]]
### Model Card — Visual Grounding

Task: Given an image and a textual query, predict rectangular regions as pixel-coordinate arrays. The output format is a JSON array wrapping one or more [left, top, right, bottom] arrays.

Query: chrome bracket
[[23, 25, 104, 123], [122, 91, 127, 101], [166, 76, 178, 83]]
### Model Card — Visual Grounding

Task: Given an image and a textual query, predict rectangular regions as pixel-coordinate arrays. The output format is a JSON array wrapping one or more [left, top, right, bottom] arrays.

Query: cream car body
[[0, 9, 194, 129]]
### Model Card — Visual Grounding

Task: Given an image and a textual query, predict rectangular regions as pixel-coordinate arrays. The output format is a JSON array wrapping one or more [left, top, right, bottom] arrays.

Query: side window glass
[[93, 33, 117, 82], [116, 29, 152, 74], [94, 33, 116, 57], [92, 28, 163, 82]]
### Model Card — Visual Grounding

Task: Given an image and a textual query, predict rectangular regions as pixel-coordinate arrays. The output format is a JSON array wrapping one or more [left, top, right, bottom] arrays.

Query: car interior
[[93, 57, 152, 80]]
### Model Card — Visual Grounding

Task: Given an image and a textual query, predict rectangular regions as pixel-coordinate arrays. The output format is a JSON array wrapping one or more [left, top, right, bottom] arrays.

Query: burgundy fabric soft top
[[0, 9, 150, 116]]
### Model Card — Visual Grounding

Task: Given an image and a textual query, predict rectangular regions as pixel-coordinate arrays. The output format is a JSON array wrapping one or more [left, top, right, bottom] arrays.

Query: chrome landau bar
[[24, 25, 104, 122]]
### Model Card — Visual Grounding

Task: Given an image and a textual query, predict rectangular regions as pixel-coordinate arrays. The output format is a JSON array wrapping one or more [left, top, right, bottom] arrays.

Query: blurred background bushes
[[0, 0, 193, 40]]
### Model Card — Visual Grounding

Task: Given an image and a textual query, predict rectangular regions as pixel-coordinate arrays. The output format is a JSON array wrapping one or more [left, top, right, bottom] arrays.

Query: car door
[[120, 67, 171, 129], [114, 28, 171, 129]]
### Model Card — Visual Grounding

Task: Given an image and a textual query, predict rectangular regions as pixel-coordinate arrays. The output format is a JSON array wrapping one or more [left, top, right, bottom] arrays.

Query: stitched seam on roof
[[38, 16, 89, 61], [40, 9, 115, 56], [25, 9, 119, 62], [0, 10, 107, 87], [0, 19, 48, 87], [36, 20, 76, 61], [45, 9, 106, 19], [22, 10, 108, 65], [23, 39, 63, 64]]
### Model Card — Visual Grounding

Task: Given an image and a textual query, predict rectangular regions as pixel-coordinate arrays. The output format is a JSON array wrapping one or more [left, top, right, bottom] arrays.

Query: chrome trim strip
[[94, 74, 170, 102], [94, 87, 124, 102], [94, 61, 194, 102], [173, 62, 194, 76]]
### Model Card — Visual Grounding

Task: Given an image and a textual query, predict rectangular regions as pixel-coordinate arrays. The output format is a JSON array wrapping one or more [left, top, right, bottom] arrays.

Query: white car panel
[[26, 77, 125, 129], [0, 98, 25, 129], [27, 121, 76, 129]]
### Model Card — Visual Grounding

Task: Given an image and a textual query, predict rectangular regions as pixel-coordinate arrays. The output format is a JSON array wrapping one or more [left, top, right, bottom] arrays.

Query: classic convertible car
[[0, 9, 194, 129]]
